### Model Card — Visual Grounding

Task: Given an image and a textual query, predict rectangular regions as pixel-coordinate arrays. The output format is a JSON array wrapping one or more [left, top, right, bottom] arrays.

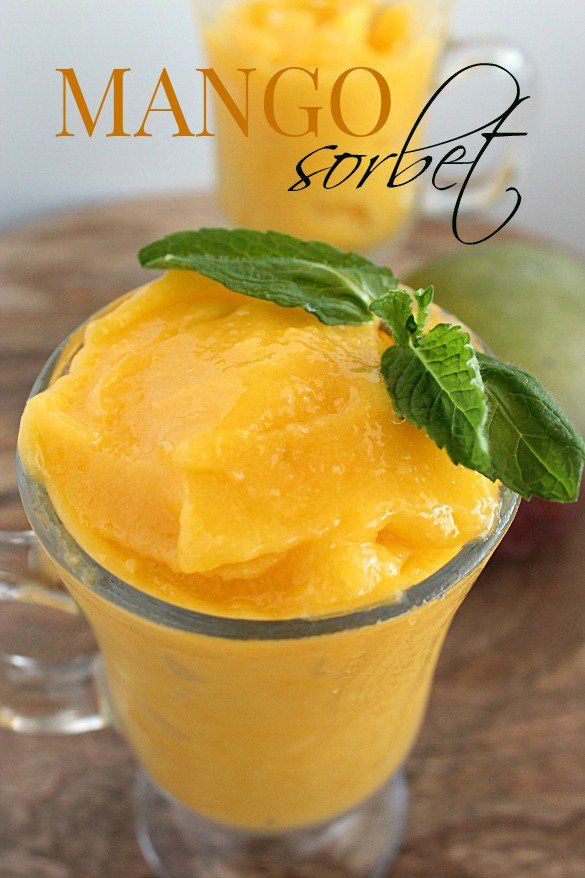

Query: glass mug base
[[134, 768, 408, 878]]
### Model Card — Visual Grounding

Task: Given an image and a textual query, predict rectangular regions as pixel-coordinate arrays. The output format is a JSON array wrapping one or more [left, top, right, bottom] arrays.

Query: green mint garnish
[[370, 285, 433, 348], [374, 289, 584, 501], [410, 285, 434, 342], [138, 229, 398, 326], [478, 353, 585, 503], [370, 290, 416, 349], [139, 229, 584, 503], [377, 317, 492, 475]]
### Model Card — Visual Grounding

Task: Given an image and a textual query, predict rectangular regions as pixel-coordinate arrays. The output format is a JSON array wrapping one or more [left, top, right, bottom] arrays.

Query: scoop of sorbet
[[18, 270, 499, 618]]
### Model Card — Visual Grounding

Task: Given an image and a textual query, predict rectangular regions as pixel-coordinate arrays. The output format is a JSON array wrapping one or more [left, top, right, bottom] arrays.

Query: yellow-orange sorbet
[[19, 270, 499, 620]]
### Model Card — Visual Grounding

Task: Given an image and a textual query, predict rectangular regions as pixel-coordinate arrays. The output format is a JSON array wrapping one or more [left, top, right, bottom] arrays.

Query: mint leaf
[[412, 286, 433, 340], [138, 229, 398, 326], [370, 290, 416, 348], [370, 285, 434, 348], [478, 353, 585, 502], [380, 323, 492, 473]]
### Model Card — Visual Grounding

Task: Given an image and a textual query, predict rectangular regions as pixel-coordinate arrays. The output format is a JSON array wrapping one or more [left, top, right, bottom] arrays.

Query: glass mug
[[195, 0, 533, 253], [0, 319, 519, 877]]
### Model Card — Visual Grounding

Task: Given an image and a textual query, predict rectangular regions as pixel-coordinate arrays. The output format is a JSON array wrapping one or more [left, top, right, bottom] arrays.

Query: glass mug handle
[[423, 37, 536, 217], [0, 529, 111, 734]]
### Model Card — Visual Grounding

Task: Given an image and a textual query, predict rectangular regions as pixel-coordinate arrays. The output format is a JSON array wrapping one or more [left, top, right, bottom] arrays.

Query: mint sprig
[[374, 289, 584, 501], [139, 229, 585, 503], [139, 229, 398, 326], [370, 286, 433, 348]]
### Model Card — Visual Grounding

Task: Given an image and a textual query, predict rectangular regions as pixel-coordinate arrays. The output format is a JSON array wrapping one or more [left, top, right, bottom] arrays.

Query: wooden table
[[1, 195, 583, 878]]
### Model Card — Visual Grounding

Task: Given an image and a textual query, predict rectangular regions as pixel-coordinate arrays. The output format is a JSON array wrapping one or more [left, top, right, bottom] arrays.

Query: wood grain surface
[[0, 194, 583, 878]]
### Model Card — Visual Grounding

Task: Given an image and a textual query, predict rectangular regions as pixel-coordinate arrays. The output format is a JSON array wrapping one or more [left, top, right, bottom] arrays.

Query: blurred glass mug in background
[[196, 0, 532, 253]]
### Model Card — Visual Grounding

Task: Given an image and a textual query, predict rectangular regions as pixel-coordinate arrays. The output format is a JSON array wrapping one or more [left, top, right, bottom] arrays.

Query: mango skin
[[407, 242, 585, 432]]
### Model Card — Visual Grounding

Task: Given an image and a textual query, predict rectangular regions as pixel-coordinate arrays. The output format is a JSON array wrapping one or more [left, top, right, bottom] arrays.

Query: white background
[[1, 0, 584, 251]]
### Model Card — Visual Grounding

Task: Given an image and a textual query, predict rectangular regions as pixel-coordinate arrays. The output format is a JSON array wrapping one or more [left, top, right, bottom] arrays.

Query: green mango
[[406, 241, 585, 431]]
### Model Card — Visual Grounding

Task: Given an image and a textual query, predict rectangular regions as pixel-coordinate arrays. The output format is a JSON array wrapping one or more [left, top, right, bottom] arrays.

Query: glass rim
[[18, 332, 520, 642]]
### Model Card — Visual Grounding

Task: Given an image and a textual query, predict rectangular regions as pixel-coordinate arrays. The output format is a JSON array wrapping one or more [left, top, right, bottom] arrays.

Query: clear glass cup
[[1, 322, 519, 877], [194, 0, 533, 253]]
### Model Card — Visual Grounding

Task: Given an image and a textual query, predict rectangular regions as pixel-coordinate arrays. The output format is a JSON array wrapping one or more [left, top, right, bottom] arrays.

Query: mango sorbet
[[203, 0, 446, 250], [19, 270, 498, 621]]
